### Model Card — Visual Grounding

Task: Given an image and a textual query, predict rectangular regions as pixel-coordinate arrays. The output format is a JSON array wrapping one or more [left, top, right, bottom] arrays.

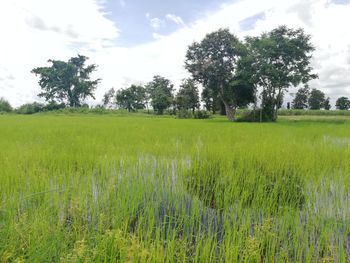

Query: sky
[[0, 0, 350, 107]]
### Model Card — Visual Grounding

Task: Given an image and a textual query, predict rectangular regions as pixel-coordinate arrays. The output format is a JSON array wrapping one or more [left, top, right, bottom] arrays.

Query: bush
[[0, 98, 12, 112], [16, 102, 45, 114], [237, 109, 269, 122], [43, 102, 66, 111], [176, 110, 193, 119], [193, 110, 210, 119]]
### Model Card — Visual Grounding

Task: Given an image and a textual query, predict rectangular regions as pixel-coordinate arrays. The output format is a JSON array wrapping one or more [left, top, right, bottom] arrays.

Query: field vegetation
[[1, 114, 350, 262]]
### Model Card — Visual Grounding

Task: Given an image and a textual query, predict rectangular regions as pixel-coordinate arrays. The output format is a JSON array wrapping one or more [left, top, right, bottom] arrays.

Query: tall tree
[[175, 79, 200, 112], [308, 88, 325, 110], [185, 29, 255, 121], [116, 85, 146, 112], [324, 97, 331, 110], [147, 76, 174, 115], [335, 96, 350, 110], [31, 55, 99, 107], [247, 26, 317, 121], [102, 88, 116, 108], [292, 87, 310, 109]]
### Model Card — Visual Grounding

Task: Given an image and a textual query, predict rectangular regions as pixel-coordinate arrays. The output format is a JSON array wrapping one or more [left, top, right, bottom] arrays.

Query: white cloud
[[149, 17, 164, 30], [1, 0, 350, 108], [165, 14, 185, 26]]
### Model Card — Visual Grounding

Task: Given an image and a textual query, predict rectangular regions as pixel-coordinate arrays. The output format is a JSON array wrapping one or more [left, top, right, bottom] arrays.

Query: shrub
[[237, 109, 279, 122], [16, 102, 45, 114], [43, 102, 66, 111], [176, 110, 193, 119], [193, 110, 210, 119]]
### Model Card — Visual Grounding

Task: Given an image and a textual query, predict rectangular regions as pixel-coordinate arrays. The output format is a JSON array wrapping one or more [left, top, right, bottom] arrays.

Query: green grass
[[1, 114, 350, 262]]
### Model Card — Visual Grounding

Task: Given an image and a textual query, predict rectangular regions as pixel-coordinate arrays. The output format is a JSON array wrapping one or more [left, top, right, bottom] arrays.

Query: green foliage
[[193, 110, 210, 119], [247, 26, 317, 121], [147, 76, 174, 115], [0, 97, 12, 112], [1, 115, 350, 261], [324, 97, 331, 110], [176, 109, 193, 119], [102, 88, 116, 108], [308, 88, 326, 110], [116, 85, 146, 112], [185, 28, 255, 121], [292, 87, 310, 109], [16, 102, 45, 114], [31, 55, 100, 107], [335, 96, 350, 110], [175, 79, 200, 112], [237, 109, 264, 122]]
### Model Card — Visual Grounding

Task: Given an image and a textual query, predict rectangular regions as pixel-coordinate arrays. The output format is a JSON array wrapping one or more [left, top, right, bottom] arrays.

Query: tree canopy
[[335, 96, 350, 110], [175, 79, 200, 112], [308, 88, 325, 110], [292, 87, 310, 109], [31, 55, 100, 107], [0, 97, 12, 112], [185, 29, 255, 121], [102, 88, 116, 108], [247, 26, 317, 121], [116, 85, 146, 112], [147, 76, 174, 115]]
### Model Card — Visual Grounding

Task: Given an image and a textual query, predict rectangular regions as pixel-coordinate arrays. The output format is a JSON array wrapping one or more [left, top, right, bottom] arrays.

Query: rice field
[[1, 114, 350, 262]]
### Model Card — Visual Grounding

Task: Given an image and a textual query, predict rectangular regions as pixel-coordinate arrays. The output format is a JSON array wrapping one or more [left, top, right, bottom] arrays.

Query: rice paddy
[[1, 114, 350, 262]]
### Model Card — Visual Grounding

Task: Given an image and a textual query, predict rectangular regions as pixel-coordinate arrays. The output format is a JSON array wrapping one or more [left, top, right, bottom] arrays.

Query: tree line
[[1, 25, 349, 120]]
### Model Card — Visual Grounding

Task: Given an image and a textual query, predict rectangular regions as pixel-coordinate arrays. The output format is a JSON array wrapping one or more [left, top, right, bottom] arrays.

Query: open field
[[1, 114, 350, 262]]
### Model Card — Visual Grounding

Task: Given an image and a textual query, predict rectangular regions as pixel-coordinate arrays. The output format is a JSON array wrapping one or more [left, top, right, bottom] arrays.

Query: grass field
[[1, 114, 350, 262]]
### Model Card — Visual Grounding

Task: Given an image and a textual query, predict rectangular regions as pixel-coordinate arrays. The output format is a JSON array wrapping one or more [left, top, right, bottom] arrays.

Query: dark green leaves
[[31, 55, 100, 107]]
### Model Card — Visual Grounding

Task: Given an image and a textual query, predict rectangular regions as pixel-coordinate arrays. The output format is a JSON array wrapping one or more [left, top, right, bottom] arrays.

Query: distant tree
[[147, 76, 174, 115], [292, 87, 310, 109], [102, 88, 116, 108], [201, 87, 222, 114], [201, 87, 214, 113], [324, 97, 331, 110], [116, 85, 146, 112], [175, 79, 200, 112], [335, 96, 350, 110], [308, 89, 326, 110], [31, 55, 100, 107], [16, 102, 45, 114], [0, 97, 12, 112], [185, 29, 255, 121], [247, 26, 317, 121]]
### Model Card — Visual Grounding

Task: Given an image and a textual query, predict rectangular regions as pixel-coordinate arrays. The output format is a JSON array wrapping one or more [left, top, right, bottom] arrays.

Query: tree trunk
[[223, 101, 236, 121]]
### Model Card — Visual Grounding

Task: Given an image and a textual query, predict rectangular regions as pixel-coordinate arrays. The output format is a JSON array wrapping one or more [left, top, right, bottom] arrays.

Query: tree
[[102, 88, 116, 108], [324, 97, 331, 110], [31, 55, 100, 107], [147, 76, 174, 115], [201, 87, 222, 114], [292, 87, 310, 109], [116, 85, 147, 112], [185, 29, 255, 121], [247, 26, 317, 121], [308, 88, 325, 110], [0, 97, 12, 112], [175, 79, 200, 112], [335, 97, 350, 110]]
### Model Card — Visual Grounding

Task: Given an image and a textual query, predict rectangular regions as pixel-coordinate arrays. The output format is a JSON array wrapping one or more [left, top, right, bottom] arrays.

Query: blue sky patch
[[239, 12, 266, 31], [102, 0, 232, 46]]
